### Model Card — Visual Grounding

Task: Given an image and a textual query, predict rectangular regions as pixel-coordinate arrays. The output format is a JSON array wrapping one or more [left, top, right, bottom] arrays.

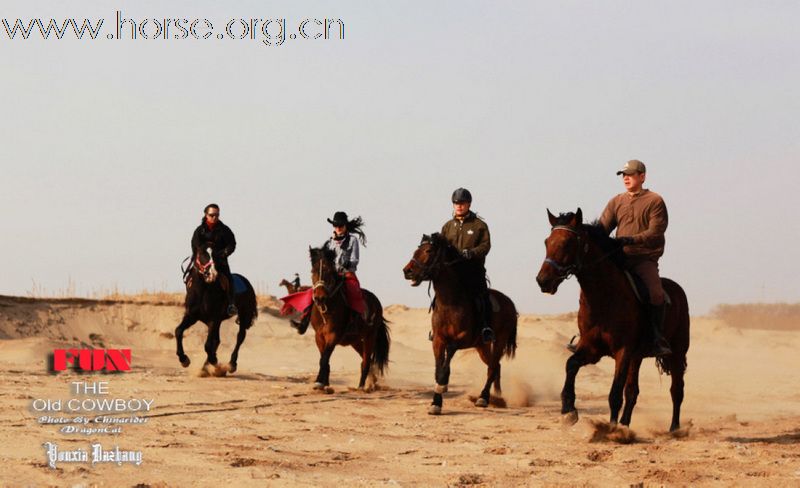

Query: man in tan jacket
[[599, 160, 672, 357], [440, 188, 494, 343]]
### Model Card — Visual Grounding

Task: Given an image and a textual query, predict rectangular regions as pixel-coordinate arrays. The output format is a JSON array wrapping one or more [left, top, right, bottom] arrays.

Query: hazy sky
[[2, 1, 799, 314]]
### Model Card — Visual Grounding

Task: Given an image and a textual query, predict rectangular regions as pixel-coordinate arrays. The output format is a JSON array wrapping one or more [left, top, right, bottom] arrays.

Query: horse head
[[536, 208, 585, 294], [403, 233, 451, 286], [194, 245, 218, 284], [309, 246, 341, 312]]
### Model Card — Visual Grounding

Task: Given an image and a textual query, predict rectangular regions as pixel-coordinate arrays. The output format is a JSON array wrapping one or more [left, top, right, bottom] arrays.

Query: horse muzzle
[[536, 267, 561, 295]]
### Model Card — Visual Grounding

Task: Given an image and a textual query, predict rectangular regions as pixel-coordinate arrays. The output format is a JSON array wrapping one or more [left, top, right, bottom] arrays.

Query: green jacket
[[440, 211, 491, 266]]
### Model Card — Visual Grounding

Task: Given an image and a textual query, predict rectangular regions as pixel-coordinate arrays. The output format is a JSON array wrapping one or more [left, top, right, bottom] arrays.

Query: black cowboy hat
[[327, 211, 349, 227]]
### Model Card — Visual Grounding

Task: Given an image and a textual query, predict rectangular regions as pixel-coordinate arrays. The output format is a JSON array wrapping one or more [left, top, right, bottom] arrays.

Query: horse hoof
[[213, 364, 229, 377], [228, 364, 237, 374], [434, 384, 448, 394], [323, 386, 335, 394], [180, 357, 191, 368], [428, 405, 442, 415], [312, 382, 325, 390], [562, 410, 579, 426], [475, 397, 488, 408]]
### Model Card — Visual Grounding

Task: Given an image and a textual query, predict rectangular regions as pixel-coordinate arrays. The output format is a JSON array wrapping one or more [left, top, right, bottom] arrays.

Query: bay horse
[[175, 244, 258, 376], [535, 209, 690, 431], [279, 278, 309, 295], [307, 247, 390, 391], [403, 233, 518, 415]]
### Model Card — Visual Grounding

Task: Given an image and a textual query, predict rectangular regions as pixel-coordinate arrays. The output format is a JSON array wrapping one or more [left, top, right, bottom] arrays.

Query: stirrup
[[226, 304, 238, 317], [652, 340, 672, 357], [566, 335, 578, 353], [481, 327, 495, 344]]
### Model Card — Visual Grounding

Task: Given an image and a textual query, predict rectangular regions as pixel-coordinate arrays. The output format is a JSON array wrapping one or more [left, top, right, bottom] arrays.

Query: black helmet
[[327, 211, 349, 227], [451, 188, 472, 203]]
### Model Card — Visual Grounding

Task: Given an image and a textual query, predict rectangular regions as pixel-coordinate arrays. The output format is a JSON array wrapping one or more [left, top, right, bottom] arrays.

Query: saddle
[[623, 271, 671, 306]]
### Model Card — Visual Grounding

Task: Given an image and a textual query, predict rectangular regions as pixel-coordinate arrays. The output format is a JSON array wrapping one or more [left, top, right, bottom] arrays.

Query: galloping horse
[[536, 209, 690, 431], [403, 233, 518, 415], [307, 247, 390, 391], [175, 243, 258, 376], [279, 278, 309, 295]]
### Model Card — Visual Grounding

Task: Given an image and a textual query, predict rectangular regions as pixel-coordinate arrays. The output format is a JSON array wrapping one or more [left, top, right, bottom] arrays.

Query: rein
[[312, 259, 345, 317], [545, 225, 620, 280]]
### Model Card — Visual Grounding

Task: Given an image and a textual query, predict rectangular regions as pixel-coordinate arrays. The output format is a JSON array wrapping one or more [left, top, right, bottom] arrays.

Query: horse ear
[[575, 208, 583, 224], [547, 208, 557, 227]]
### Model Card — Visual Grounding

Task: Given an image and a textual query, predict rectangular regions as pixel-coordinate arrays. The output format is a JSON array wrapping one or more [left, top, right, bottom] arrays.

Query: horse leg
[[620, 356, 643, 427], [440, 344, 457, 392], [561, 351, 588, 417], [314, 339, 336, 390], [175, 315, 198, 367], [429, 338, 447, 415], [352, 340, 372, 390], [475, 345, 496, 408], [608, 350, 631, 426], [669, 353, 687, 432], [227, 324, 248, 374], [204, 320, 221, 366]]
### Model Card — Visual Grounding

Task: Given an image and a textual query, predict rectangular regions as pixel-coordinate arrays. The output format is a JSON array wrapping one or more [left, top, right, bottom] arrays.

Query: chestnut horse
[[279, 278, 310, 295], [307, 247, 390, 391], [175, 244, 258, 376], [403, 233, 517, 415], [535, 209, 689, 431]]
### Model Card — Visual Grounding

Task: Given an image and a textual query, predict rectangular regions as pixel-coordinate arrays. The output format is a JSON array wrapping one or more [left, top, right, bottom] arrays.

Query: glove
[[613, 236, 635, 246], [461, 249, 473, 259]]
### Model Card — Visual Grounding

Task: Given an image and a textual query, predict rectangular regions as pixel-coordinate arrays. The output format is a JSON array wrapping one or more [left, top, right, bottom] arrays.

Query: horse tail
[[373, 312, 391, 376], [657, 278, 690, 376], [503, 308, 518, 360], [234, 274, 258, 329], [491, 290, 518, 359]]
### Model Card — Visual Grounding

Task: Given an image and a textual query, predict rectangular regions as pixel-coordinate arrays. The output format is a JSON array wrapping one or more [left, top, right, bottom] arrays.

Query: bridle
[[194, 247, 216, 279], [312, 258, 345, 315], [544, 225, 585, 280], [544, 225, 621, 280]]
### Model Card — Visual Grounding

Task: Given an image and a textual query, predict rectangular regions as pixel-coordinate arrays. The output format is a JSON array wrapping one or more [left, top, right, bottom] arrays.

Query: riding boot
[[648, 303, 672, 357], [476, 295, 495, 344], [225, 274, 238, 317], [290, 306, 312, 335]]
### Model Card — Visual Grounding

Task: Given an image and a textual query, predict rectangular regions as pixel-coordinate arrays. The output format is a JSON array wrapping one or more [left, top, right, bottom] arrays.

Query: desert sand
[[0, 294, 798, 487]]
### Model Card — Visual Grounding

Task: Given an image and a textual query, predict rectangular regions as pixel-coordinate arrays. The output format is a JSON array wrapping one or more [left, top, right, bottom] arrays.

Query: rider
[[290, 212, 367, 333], [441, 188, 494, 343], [599, 160, 672, 357], [292, 273, 301, 291], [191, 203, 238, 316]]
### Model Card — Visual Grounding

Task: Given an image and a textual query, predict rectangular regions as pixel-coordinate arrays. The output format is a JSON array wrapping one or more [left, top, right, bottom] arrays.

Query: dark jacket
[[440, 211, 491, 267], [191, 219, 236, 265]]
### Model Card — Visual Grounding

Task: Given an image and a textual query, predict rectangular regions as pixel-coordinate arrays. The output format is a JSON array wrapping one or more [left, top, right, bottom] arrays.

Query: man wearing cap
[[440, 188, 494, 343], [599, 160, 671, 357], [191, 203, 238, 316]]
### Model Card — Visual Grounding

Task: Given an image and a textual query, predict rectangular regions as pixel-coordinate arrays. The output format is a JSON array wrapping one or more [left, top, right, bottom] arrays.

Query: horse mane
[[309, 246, 337, 267], [553, 213, 627, 269]]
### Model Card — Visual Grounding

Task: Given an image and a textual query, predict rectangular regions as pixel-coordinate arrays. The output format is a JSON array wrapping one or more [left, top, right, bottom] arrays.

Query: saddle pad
[[232, 274, 248, 295]]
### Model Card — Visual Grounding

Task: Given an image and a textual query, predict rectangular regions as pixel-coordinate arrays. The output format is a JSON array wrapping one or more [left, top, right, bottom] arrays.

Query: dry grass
[[713, 302, 800, 331]]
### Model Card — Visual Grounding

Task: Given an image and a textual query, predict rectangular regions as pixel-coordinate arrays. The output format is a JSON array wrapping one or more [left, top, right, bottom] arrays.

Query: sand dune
[[1, 295, 799, 486]]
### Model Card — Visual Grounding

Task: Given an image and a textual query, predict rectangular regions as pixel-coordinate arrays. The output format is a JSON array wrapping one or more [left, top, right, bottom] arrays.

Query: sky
[[2, 1, 799, 314]]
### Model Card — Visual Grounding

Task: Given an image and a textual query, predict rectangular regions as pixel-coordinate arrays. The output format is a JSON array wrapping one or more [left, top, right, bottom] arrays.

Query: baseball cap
[[616, 159, 647, 175]]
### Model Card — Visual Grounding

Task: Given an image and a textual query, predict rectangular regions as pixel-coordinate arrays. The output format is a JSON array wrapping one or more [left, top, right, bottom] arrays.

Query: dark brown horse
[[307, 247, 390, 392], [535, 209, 690, 431], [403, 233, 518, 415], [175, 244, 258, 376], [279, 278, 310, 295]]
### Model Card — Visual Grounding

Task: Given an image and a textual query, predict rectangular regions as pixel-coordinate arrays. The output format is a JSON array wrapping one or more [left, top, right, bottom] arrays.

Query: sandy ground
[[0, 295, 799, 487]]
